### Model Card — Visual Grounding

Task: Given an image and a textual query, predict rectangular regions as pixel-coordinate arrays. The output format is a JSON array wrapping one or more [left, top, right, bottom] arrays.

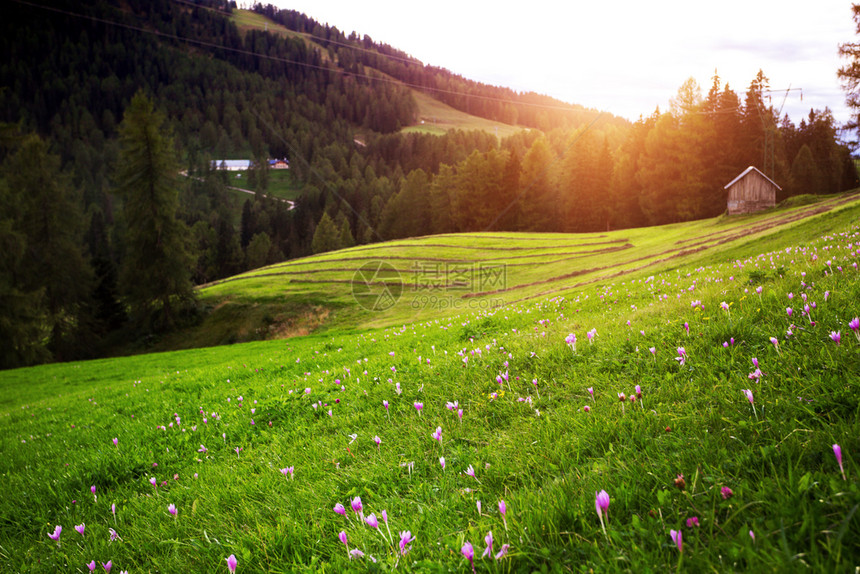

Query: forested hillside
[[1, 0, 856, 368]]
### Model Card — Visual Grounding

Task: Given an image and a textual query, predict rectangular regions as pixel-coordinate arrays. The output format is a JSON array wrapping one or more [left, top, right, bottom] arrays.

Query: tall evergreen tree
[[838, 4, 860, 138], [4, 134, 93, 360], [788, 144, 823, 195], [517, 137, 557, 231], [0, 179, 47, 368], [311, 211, 341, 254], [114, 92, 194, 330]]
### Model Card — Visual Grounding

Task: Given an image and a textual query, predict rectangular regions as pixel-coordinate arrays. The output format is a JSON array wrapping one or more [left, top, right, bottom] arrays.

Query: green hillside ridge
[[231, 8, 526, 139], [1, 192, 858, 571], [157, 193, 860, 353]]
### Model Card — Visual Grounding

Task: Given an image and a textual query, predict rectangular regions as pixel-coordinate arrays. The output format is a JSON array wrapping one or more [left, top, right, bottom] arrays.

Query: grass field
[[1, 193, 859, 572], [222, 169, 302, 203], [231, 10, 332, 64], [182, 193, 860, 350], [402, 91, 525, 139]]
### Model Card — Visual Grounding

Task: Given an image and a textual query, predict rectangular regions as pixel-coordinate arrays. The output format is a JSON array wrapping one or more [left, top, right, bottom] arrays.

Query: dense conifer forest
[[1, 0, 856, 367]]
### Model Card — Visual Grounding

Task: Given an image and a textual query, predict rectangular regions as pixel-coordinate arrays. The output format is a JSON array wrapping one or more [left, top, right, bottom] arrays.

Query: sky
[[262, 1, 859, 127]]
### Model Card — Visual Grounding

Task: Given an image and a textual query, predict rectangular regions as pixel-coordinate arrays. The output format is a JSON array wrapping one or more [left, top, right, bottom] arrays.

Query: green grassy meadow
[[401, 91, 524, 139], [222, 169, 302, 202], [186, 193, 860, 348], [2, 195, 860, 572]]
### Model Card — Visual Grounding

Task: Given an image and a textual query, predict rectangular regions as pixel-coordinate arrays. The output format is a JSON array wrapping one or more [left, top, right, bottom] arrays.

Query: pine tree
[[518, 137, 557, 231], [4, 134, 93, 360], [114, 92, 194, 330], [789, 144, 822, 195], [246, 232, 272, 269], [311, 211, 341, 254], [0, 190, 47, 367]]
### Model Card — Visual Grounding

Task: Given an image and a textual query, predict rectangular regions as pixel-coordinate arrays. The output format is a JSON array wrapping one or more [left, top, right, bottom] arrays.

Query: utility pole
[[759, 86, 802, 180]]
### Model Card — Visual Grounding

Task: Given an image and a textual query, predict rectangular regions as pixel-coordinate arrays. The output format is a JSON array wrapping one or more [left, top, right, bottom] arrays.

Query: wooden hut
[[724, 166, 780, 215]]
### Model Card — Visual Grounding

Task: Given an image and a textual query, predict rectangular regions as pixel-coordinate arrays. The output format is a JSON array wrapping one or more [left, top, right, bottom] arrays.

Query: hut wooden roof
[[724, 166, 781, 190]]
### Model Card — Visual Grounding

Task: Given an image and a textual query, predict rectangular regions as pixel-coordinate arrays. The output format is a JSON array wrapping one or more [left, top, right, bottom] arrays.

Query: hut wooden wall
[[727, 170, 777, 215]]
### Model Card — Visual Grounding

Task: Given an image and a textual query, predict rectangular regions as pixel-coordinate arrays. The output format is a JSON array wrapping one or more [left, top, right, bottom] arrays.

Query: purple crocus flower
[[48, 525, 62, 543], [226, 553, 238, 573], [482, 531, 493, 559], [365, 513, 379, 529], [333, 502, 346, 516], [595, 490, 610, 519], [75, 523, 85, 536], [675, 347, 687, 366], [465, 464, 476, 478], [112, 438, 118, 447], [743, 389, 754, 404], [830, 331, 841, 345], [432, 426, 442, 443], [414, 402, 423, 413], [87, 561, 96, 572], [670, 529, 683, 553], [439, 456, 446, 470], [351, 496, 363, 514], [398, 531, 415, 555], [462, 541, 475, 573], [168, 503, 177, 516], [834, 444, 846, 480], [102, 560, 112, 572], [495, 543, 510, 559]]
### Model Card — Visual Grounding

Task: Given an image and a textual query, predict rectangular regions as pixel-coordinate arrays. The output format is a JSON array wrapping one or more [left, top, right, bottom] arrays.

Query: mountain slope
[[139, 192, 860, 353]]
